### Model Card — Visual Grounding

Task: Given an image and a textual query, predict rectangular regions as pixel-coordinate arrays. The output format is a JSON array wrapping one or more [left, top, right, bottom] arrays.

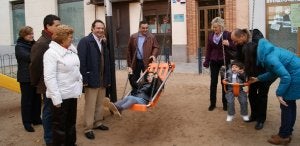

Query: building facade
[[0, 0, 299, 63]]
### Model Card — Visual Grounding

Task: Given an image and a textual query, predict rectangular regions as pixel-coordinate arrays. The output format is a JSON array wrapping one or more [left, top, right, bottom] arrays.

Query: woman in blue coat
[[243, 39, 300, 145]]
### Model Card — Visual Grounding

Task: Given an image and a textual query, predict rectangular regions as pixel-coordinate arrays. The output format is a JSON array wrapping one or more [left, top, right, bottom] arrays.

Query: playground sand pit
[[0, 70, 299, 146]]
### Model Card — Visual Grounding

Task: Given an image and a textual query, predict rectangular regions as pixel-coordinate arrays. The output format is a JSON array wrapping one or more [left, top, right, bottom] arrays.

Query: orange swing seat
[[130, 62, 175, 112], [222, 79, 249, 97]]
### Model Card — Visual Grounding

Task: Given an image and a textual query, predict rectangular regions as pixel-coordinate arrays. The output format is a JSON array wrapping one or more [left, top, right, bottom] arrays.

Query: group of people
[[14, 13, 300, 145], [15, 15, 159, 145], [204, 17, 300, 145]]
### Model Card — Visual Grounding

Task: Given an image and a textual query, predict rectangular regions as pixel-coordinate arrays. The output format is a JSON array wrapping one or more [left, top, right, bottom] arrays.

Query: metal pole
[[104, 0, 117, 102]]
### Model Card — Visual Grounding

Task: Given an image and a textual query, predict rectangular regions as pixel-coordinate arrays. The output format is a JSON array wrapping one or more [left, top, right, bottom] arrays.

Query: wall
[[186, 0, 197, 62], [25, 0, 58, 40], [83, 0, 95, 35], [249, 0, 266, 36], [0, 0, 13, 45], [235, 0, 248, 29], [129, 2, 141, 35], [171, 1, 187, 62]]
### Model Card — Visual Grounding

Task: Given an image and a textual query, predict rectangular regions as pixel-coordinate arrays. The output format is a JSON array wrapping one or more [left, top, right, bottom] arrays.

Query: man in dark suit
[[77, 20, 111, 140]]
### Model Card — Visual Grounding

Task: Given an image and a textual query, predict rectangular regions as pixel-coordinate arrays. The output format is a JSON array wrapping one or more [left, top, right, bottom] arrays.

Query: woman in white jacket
[[44, 24, 82, 146]]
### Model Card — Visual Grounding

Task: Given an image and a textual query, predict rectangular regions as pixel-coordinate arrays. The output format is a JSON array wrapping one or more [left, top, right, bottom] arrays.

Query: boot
[[267, 134, 291, 145]]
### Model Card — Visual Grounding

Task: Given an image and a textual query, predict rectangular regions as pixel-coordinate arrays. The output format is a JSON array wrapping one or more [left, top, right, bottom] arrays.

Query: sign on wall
[[173, 14, 184, 22], [290, 3, 300, 27]]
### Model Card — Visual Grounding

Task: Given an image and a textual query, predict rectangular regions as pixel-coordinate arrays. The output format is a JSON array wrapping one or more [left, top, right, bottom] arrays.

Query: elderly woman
[[15, 26, 42, 132], [43, 25, 82, 146], [244, 39, 300, 145], [203, 17, 235, 111]]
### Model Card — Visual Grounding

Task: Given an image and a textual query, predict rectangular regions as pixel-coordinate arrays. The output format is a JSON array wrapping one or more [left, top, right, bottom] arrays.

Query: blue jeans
[[42, 95, 53, 144], [279, 99, 296, 138], [115, 95, 147, 110]]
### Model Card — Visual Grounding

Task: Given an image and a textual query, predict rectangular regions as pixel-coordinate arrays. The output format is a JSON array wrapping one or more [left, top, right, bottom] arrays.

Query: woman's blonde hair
[[19, 26, 33, 38], [211, 17, 225, 31], [53, 24, 74, 44]]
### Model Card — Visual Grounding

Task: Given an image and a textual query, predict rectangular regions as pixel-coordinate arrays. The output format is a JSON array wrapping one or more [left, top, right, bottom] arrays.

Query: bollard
[[198, 47, 202, 74], [164, 48, 170, 62]]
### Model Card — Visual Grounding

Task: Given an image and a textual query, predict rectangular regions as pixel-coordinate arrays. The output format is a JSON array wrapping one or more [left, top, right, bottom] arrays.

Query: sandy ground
[[0, 70, 299, 146]]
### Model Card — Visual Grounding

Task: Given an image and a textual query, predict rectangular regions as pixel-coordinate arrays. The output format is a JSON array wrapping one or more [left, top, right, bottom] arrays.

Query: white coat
[[44, 41, 82, 105]]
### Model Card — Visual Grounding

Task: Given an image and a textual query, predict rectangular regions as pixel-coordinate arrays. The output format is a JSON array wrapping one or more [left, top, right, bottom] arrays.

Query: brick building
[[0, 0, 299, 63]]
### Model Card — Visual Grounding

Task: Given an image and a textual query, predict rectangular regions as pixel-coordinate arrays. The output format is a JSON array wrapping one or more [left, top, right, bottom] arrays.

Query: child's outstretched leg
[[225, 92, 235, 122], [117, 95, 145, 110]]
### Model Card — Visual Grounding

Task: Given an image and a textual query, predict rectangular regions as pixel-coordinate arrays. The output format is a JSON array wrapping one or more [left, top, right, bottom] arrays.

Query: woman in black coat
[[15, 26, 42, 132]]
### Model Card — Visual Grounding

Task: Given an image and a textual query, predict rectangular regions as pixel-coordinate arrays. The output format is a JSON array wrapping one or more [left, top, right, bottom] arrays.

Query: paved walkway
[[173, 62, 210, 74]]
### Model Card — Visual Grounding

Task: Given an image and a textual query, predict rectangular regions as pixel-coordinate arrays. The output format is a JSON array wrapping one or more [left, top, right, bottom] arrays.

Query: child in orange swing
[[224, 60, 249, 122], [105, 72, 162, 118]]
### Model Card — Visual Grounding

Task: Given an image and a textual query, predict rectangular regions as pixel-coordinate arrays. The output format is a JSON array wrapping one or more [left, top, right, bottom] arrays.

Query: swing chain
[[251, 0, 255, 30]]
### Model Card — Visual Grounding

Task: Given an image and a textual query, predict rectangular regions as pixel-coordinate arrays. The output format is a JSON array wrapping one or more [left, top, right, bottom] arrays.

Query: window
[[12, 2, 25, 44], [266, 1, 300, 53], [145, 14, 171, 34], [58, 0, 84, 46]]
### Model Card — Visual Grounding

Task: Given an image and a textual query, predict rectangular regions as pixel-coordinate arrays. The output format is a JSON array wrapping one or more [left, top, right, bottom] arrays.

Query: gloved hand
[[203, 61, 209, 68]]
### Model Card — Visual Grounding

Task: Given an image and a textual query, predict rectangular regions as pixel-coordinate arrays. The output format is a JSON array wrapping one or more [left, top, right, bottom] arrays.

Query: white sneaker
[[226, 115, 234, 122], [242, 115, 249, 121]]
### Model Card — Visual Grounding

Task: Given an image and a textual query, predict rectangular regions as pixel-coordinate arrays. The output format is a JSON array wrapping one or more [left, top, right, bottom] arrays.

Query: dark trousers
[[20, 82, 41, 127], [248, 81, 272, 123], [209, 60, 227, 107], [132, 59, 145, 83], [279, 99, 296, 138], [52, 98, 77, 146], [42, 95, 53, 144]]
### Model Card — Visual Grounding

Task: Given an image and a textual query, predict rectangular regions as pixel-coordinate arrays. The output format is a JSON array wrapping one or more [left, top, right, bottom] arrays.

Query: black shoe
[[94, 124, 109, 131], [85, 131, 95, 140], [208, 105, 216, 111], [245, 116, 257, 123], [46, 143, 53, 146], [24, 125, 35, 132], [255, 122, 264, 130]]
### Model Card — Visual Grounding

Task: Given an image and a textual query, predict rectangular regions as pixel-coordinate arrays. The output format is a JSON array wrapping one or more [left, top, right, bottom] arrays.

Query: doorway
[[199, 6, 225, 51], [198, 0, 225, 54], [112, 2, 130, 59]]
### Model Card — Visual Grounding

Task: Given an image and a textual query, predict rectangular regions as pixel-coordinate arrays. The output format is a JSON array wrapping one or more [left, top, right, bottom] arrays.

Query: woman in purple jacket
[[203, 17, 235, 111]]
